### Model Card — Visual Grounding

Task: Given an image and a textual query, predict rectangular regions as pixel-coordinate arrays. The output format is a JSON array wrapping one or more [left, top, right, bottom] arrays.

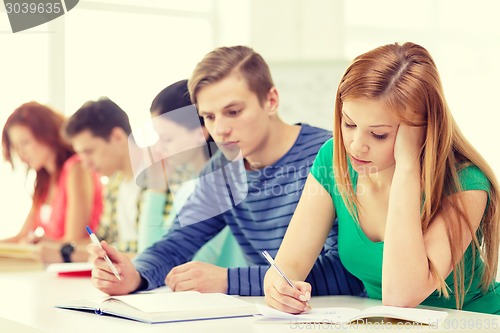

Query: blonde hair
[[188, 45, 274, 106], [333, 42, 499, 309]]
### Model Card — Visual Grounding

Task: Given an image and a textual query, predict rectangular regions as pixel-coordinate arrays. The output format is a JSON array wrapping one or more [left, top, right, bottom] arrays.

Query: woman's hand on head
[[394, 124, 425, 168]]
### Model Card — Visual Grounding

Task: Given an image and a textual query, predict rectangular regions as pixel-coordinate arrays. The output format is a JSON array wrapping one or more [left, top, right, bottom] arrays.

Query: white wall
[[251, 0, 500, 182]]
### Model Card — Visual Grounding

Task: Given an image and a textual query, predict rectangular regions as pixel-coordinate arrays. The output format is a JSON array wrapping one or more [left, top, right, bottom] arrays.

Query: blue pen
[[86, 226, 122, 281]]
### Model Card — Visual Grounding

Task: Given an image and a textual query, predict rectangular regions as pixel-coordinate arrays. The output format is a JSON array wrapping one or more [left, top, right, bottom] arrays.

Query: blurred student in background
[[64, 98, 146, 256], [0, 101, 102, 263], [138, 79, 247, 267]]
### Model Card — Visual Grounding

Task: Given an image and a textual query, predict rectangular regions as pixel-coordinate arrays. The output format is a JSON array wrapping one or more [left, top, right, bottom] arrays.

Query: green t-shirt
[[310, 139, 500, 314]]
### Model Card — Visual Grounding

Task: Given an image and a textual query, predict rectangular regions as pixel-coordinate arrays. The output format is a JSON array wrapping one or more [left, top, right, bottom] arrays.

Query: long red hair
[[333, 42, 499, 309], [2, 102, 74, 208]]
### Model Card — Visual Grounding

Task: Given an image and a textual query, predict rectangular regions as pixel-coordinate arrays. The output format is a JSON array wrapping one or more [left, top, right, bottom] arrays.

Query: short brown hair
[[188, 46, 274, 106]]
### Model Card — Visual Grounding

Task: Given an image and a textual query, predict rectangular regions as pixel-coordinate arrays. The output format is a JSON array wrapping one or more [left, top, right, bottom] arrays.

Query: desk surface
[[0, 272, 497, 333]]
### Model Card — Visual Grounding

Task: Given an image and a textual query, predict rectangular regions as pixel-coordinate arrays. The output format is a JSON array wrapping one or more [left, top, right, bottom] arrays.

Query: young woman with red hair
[[264, 42, 499, 314], [1, 101, 103, 263]]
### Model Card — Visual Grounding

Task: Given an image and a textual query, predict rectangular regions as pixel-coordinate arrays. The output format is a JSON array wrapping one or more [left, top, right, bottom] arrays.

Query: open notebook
[[256, 304, 448, 325], [56, 291, 258, 324]]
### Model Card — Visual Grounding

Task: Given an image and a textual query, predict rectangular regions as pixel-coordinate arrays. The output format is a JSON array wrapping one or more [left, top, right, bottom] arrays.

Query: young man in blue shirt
[[88, 45, 364, 297]]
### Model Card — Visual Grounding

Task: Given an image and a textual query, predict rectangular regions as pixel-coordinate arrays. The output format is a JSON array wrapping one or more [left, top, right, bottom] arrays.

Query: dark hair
[[65, 97, 131, 140], [2, 101, 74, 207], [151, 79, 216, 153], [150, 79, 204, 128]]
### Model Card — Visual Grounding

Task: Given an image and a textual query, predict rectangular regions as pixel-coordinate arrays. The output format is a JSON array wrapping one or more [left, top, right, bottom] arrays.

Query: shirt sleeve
[[136, 190, 169, 252], [133, 213, 226, 290], [133, 161, 229, 290], [96, 174, 121, 247], [304, 222, 366, 297], [310, 139, 334, 193], [227, 220, 365, 296], [227, 265, 268, 296], [457, 164, 491, 194]]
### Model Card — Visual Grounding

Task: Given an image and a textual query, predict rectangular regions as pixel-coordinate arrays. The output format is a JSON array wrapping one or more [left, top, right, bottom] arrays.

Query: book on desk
[[46, 262, 93, 277], [55, 291, 258, 324], [256, 303, 448, 325], [0, 243, 43, 272]]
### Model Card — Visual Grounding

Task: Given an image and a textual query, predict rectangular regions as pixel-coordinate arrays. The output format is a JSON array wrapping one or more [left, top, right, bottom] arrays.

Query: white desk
[[0, 272, 497, 333]]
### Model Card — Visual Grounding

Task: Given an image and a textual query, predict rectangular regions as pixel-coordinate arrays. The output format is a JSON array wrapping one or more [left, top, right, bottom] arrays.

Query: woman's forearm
[[382, 164, 430, 306]]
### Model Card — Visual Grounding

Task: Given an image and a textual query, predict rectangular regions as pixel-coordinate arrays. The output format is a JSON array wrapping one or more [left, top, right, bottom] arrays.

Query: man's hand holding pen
[[87, 240, 142, 296]]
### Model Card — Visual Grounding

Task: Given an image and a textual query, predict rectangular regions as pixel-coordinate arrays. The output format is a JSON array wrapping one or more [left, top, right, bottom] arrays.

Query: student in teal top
[[264, 42, 500, 314], [137, 79, 247, 268]]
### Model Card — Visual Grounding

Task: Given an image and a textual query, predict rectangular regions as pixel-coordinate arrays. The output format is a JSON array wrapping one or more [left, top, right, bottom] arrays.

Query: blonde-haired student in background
[[1, 101, 103, 263], [264, 42, 499, 314]]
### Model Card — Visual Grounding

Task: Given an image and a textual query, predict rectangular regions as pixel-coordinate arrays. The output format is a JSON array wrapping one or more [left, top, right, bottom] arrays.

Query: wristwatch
[[60, 242, 75, 263]]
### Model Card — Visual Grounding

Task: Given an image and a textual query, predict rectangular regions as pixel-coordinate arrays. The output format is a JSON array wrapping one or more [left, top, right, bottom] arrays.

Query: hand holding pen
[[86, 226, 143, 295], [262, 250, 311, 313], [86, 226, 121, 280]]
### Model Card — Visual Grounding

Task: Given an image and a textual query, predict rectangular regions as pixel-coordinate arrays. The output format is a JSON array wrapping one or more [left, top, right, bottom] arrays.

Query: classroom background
[[1, 0, 499, 278]]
